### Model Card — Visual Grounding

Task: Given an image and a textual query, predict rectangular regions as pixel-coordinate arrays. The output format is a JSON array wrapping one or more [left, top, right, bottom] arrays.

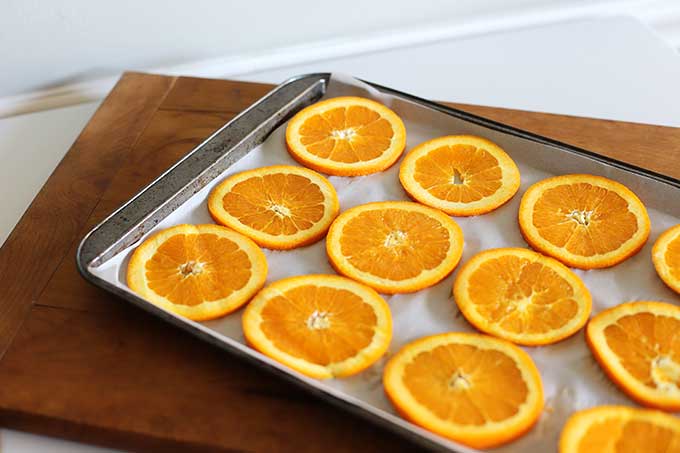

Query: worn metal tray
[[77, 73, 680, 452]]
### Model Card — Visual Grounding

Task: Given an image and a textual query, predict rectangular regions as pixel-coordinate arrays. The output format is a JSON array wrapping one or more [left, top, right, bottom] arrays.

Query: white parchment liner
[[90, 74, 680, 452]]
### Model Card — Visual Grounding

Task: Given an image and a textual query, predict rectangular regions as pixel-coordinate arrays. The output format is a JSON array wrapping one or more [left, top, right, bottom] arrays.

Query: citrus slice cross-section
[[399, 135, 521, 216], [559, 405, 680, 453], [127, 224, 267, 321], [454, 248, 592, 346], [242, 274, 392, 379], [285, 96, 406, 176], [519, 174, 650, 269], [208, 165, 339, 250], [652, 224, 680, 295], [326, 201, 464, 294], [383, 332, 544, 449], [586, 301, 680, 411]]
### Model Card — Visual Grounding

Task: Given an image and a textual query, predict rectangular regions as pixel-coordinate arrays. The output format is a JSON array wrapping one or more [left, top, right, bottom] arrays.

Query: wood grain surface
[[0, 72, 678, 452]]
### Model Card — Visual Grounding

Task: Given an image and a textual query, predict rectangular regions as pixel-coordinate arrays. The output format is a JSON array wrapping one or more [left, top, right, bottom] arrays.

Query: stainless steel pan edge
[[78, 72, 331, 269], [364, 79, 680, 191], [76, 72, 680, 453]]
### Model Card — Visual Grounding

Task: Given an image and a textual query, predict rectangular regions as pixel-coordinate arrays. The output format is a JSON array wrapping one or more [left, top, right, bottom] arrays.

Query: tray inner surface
[[84, 74, 680, 453]]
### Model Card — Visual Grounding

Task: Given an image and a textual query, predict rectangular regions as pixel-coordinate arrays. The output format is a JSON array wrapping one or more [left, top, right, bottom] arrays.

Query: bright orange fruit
[[652, 223, 680, 295], [454, 248, 591, 345], [559, 405, 680, 453], [519, 174, 650, 269], [208, 165, 339, 250], [285, 96, 406, 176], [383, 332, 544, 449], [399, 135, 520, 216], [242, 274, 392, 379], [326, 201, 464, 294], [587, 301, 680, 411], [127, 224, 267, 321]]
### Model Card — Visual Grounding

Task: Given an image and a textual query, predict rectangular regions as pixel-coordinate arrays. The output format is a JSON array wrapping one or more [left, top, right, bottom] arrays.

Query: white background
[[0, 0, 656, 97], [1, 0, 679, 116]]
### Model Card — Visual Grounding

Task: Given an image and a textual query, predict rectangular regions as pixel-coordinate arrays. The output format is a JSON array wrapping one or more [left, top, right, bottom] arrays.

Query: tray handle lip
[[76, 72, 332, 279], [363, 78, 680, 191]]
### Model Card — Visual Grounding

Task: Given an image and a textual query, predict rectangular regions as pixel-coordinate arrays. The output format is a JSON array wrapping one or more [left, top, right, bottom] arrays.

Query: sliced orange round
[[453, 248, 592, 345], [242, 274, 392, 379], [127, 224, 267, 321], [519, 174, 650, 269], [399, 135, 521, 216], [383, 332, 544, 449], [652, 224, 680, 295], [208, 165, 339, 250], [559, 405, 680, 453], [586, 301, 680, 411], [326, 201, 464, 294], [285, 96, 406, 176]]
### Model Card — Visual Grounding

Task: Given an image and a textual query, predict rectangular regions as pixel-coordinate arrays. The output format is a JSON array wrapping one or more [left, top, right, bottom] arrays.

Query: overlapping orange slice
[[559, 405, 680, 452], [127, 224, 267, 321], [326, 201, 464, 293], [285, 96, 406, 176], [519, 174, 650, 269], [652, 224, 680, 295], [399, 135, 521, 216], [242, 274, 392, 379], [208, 165, 339, 250], [454, 248, 591, 345], [383, 332, 544, 449], [587, 301, 680, 411]]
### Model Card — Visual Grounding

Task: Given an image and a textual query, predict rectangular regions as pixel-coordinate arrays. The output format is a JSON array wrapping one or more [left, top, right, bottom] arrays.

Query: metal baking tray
[[77, 73, 680, 452]]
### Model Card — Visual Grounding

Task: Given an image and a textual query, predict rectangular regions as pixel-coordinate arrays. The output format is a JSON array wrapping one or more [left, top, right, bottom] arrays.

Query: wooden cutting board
[[1, 72, 679, 452]]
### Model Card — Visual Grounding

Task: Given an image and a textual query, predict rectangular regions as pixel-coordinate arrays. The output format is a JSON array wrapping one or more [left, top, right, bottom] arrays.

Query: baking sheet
[[89, 74, 680, 452]]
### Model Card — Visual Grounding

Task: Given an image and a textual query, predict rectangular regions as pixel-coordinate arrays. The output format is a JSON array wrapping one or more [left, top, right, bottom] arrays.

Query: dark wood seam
[[0, 75, 178, 361], [157, 106, 245, 115], [0, 407, 252, 453], [30, 76, 180, 313]]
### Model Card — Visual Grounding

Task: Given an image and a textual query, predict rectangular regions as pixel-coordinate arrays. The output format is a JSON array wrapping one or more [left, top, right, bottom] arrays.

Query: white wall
[[1, 0, 679, 113], [2, 0, 670, 98]]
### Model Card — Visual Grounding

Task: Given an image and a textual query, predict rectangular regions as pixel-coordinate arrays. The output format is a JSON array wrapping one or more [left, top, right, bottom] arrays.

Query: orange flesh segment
[[603, 313, 680, 392], [666, 234, 680, 280], [338, 209, 451, 281], [466, 255, 579, 334], [298, 106, 394, 162], [145, 233, 251, 305], [402, 343, 528, 425], [532, 183, 638, 257], [413, 144, 503, 203], [221, 173, 325, 235], [576, 417, 680, 452], [259, 285, 378, 365]]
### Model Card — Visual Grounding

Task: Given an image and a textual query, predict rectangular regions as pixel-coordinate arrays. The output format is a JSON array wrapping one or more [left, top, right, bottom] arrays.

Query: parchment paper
[[90, 74, 680, 452]]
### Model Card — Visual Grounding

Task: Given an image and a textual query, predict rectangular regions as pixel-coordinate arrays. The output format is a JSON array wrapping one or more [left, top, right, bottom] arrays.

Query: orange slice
[[519, 174, 650, 269], [208, 165, 339, 250], [399, 135, 521, 216], [285, 96, 406, 176], [127, 224, 267, 321], [586, 301, 680, 411], [652, 224, 680, 295], [383, 332, 544, 449], [326, 201, 464, 294], [242, 274, 392, 379], [559, 405, 680, 453], [453, 248, 592, 346]]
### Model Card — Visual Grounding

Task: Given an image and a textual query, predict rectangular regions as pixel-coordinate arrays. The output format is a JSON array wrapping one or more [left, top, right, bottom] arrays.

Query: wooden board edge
[[0, 72, 177, 359], [0, 408, 235, 453]]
